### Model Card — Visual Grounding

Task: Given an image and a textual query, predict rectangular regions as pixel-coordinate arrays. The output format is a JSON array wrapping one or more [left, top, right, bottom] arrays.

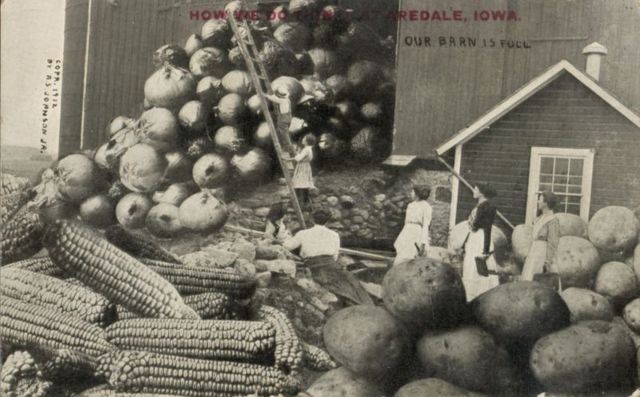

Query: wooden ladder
[[226, 3, 307, 228]]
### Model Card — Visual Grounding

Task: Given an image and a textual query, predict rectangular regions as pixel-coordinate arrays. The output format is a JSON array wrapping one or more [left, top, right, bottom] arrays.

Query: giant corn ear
[[0, 350, 51, 397], [101, 350, 300, 397], [255, 305, 303, 375], [140, 258, 257, 299], [0, 295, 115, 362], [3, 256, 67, 278], [1, 267, 115, 326], [1, 207, 45, 264], [106, 318, 276, 361], [43, 220, 200, 320]]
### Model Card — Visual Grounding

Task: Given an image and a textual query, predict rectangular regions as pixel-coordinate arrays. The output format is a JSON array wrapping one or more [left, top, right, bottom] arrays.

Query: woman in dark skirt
[[462, 183, 499, 301]]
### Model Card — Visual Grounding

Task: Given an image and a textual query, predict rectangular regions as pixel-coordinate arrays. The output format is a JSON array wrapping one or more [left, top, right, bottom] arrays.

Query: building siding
[[393, 0, 640, 159], [455, 73, 640, 230]]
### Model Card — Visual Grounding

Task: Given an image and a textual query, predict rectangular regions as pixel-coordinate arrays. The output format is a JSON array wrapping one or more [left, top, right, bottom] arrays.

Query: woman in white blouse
[[393, 185, 433, 266]]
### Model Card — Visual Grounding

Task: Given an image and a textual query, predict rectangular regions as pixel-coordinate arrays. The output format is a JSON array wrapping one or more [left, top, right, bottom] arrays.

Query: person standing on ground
[[521, 191, 561, 281], [263, 203, 292, 243], [283, 209, 373, 306], [287, 134, 316, 209], [393, 184, 433, 266], [462, 183, 500, 301]]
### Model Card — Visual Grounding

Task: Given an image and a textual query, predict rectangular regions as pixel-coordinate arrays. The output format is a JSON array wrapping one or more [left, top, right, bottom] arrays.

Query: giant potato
[[511, 224, 533, 264], [323, 305, 408, 379], [394, 378, 487, 397], [594, 261, 639, 307], [560, 287, 614, 323], [623, 298, 640, 333], [530, 321, 636, 392], [555, 213, 588, 238], [552, 236, 601, 288], [304, 367, 384, 397], [416, 326, 522, 393], [612, 317, 640, 349], [588, 206, 639, 253], [382, 257, 467, 329], [472, 281, 570, 345]]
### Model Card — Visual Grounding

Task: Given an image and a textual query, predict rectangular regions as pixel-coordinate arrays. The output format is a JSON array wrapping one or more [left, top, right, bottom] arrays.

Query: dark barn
[[435, 58, 640, 230]]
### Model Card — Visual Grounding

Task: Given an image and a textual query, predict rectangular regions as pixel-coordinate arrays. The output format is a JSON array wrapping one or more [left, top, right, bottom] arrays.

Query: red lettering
[[453, 10, 462, 21], [431, 11, 441, 21], [420, 10, 429, 20], [507, 10, 518, 21], [189, 10, 200, 20], [442, 11, 451, 21], [409, 10, 417, 20], [201, 10, 212, 20], [491, 10, 507, 20]]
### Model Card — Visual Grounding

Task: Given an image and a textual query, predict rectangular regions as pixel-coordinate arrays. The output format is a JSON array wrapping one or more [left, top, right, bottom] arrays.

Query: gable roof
[[435, 60, 640, 156]]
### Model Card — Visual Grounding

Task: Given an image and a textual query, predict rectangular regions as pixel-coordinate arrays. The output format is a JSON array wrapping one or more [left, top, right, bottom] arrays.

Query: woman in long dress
[[521, 191, 561, 281], [289, 134, 316, 208], [462, 184, 500, 301], [393, 185, 433, 266]]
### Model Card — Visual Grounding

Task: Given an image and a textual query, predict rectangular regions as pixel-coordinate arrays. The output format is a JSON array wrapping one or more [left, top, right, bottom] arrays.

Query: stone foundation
[[230, 165, 453, 250]]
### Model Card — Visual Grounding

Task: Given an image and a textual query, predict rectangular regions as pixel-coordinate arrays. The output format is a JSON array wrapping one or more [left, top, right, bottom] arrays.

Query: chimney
[[582, 42, 608, 81]]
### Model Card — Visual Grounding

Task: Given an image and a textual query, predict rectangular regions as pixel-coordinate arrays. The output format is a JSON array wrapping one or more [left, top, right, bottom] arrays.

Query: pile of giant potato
[[301, 206, 640, 396]]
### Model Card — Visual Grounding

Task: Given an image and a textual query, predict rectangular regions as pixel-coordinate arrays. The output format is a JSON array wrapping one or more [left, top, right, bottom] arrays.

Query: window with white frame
[[525, 147, 595, 224]]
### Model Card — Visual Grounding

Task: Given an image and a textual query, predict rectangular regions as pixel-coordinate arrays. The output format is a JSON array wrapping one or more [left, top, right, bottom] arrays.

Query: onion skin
[[178, 190, 228, 232], [178, 100, 209, 133], [119, 144, 168, 193], [184, 34, 204, 57], [116, 192, 152, 229], [146, 203, 183, 238], [231, 147, 272, 181], [144, 64, 196, 110], [152, 182, 195, 207], [153, 44, 189, 69], [54, 154, 102, 203], [189, 47, 228, 79], [213, 126, 244, 154], [192, 153, 230, 189], [138, 108, 180, 153], [80, 194, 116, 228], [196, 76, 226, 106]]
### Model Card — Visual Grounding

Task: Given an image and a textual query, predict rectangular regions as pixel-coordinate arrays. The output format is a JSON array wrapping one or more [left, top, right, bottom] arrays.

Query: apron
[[521, 215, 554, 281], [462, 228, 499, 301], [304, 256, 373, 306]]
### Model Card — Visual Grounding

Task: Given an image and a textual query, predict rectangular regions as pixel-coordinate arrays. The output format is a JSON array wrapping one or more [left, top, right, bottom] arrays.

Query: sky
[[1, 0, 66, 157]]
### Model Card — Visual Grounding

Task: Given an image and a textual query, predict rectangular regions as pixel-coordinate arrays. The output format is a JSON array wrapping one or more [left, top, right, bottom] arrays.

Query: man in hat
[[283, 209, 373, 306]]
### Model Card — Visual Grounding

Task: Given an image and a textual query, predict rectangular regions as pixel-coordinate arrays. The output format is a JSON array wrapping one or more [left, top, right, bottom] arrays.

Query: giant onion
[[144, 64, 196, 109], [178, 190, 228, 232], [213, 126, 243, 154], [153, 44, 189, 69], [54, 154, 102, 202], [137, 108, 179, 152], [119, 144, 168, 193], [189, 47, 228, 79], [178, 100, 209, 132]]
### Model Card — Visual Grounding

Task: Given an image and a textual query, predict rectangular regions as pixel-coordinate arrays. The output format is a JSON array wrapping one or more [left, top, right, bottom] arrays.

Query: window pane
[[555, 158, 569, 175], [541, 157, 554, 174], [568, 176, 582, 186], [554, 175, 568, 185], [540, 174, 553, 184], [568, 185, 582, 194], [570, 159, 583, 175]]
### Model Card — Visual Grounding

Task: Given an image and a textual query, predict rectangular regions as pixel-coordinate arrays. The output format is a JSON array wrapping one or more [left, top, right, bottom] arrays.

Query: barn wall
[[455, 73, 640, 229], [393, 0, 640, 158]]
